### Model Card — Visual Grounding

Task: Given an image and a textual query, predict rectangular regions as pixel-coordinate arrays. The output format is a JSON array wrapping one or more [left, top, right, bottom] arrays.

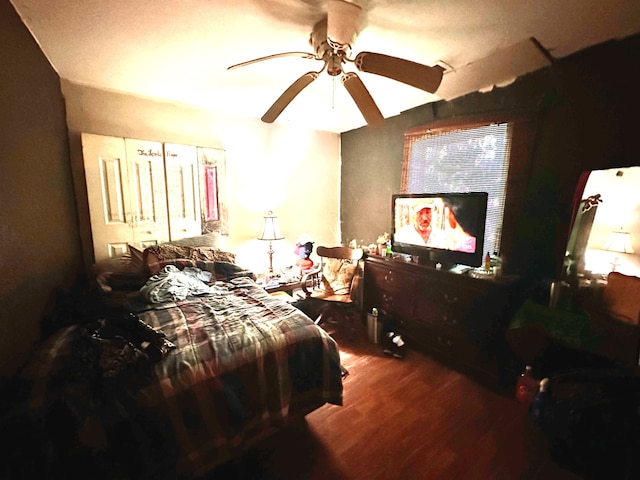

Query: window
[[403, 114, 536, 259]]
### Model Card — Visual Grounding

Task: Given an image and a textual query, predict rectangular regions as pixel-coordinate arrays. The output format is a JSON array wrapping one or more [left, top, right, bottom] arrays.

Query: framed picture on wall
[[197, 147, 229, 235]]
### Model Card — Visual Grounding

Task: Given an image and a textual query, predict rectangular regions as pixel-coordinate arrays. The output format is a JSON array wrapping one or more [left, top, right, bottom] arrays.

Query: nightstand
[[263, 280, 303, 296]]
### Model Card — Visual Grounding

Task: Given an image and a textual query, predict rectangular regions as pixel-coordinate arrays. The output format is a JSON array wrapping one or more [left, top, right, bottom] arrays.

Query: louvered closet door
[[81, 133, 134, 261], [164, 143, 201, 240], [124, 139, 170, 250]]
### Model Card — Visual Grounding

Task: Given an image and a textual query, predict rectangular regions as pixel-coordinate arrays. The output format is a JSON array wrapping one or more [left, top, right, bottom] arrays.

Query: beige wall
[[1, 0, 84, 377], [61, 80, 341, 275]]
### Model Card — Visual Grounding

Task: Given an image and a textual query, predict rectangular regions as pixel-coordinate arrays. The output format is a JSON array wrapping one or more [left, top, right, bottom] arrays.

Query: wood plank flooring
[[204, 319, 584, 480]]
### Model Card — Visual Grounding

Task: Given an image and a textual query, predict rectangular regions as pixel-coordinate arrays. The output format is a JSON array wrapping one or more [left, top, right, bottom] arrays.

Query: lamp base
[[610, 256, 621, 272], [267, 241, 275, 273]]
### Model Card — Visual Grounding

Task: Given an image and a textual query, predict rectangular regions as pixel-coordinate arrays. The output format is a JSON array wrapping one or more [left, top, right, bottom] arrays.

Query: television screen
[[391, 192, 488, 268]]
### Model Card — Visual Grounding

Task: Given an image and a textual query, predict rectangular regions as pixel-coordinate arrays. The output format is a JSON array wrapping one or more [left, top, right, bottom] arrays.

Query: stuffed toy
[[294, 233, 314, 271]]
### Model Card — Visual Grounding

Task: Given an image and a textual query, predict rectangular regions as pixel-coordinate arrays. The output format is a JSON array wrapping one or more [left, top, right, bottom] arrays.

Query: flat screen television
[[391, 192, 488, 268]]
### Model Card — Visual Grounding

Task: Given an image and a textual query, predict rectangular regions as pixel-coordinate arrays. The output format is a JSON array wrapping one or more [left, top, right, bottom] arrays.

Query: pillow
[[147, 258, 196, 275], [96, 271, 148, 292], [320, 258, 357, 295], [189, 247, 236, 264], [166, 232, 227, 249], [602, 272, 640, 325], [128, 245, 145, 274], [92, 251, 147, 293], [143, 244, 236, 276], [144, 244, 193, 262], [93, 253, 138, 277]]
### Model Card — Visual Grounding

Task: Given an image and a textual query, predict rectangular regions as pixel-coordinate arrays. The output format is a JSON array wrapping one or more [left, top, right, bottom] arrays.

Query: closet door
[[164, 143, 201, 240], [82, 134, 171, 261], [124, 139, 170, 250], [81, 133, 133, 261]]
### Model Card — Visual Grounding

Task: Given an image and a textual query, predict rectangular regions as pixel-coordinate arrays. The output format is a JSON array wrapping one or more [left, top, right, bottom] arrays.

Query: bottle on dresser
[[516, 365, 538, 404]]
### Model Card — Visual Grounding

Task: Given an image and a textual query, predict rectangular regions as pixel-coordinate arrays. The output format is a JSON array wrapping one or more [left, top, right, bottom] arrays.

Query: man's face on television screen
[[415, 207, 432, 232]]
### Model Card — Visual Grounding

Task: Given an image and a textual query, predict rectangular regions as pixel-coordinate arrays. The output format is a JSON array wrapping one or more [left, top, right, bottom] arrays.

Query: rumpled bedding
[[3, 275, 343, 479], [2, 315, 176, 479], [140, 265, 212, 303], [135, 276, 343, 476]]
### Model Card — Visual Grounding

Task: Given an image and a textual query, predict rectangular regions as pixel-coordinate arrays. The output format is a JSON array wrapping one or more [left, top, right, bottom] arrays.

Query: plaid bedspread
[[135, 277, 343, 476], [8, 277, 342, 479]]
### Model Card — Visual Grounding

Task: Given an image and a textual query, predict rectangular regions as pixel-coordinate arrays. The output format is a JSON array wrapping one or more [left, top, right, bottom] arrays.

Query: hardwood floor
[[204, 319, 584, 480]]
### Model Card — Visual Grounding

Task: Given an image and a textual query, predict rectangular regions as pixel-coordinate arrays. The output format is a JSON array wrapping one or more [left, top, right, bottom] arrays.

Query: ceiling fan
[[227, 0, 444, 127]]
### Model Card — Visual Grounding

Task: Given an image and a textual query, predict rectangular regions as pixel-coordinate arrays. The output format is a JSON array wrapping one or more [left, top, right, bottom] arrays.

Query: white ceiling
[[10, 0, 640, 133]]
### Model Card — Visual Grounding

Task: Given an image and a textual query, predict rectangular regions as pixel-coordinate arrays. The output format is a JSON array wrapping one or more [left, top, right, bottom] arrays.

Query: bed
[[2, 236, 344, 479]]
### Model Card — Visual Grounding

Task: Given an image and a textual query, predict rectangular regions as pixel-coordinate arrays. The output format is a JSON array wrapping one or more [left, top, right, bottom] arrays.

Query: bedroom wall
[[341, 33, 640, 283], [1, 0, 339, 378], [61, 81, 341, 275], [0, 0, 84, 378]]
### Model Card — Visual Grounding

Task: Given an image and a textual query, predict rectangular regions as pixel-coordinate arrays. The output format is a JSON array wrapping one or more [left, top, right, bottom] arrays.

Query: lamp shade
[[258, 211, 284, 241], [603, 230, 634, 254]]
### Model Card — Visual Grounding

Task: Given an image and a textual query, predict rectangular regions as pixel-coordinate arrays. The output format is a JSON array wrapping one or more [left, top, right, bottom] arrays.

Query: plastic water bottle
[[529, 378, 549, 426], [516, 365, 538, 404]]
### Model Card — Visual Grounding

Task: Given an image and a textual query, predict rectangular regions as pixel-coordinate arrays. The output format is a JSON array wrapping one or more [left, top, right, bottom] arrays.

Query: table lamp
[[603, 228, 633, 272], [258, 210, 284, 273]]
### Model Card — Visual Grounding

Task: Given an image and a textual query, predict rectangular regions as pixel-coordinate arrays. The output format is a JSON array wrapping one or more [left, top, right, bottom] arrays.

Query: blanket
[[140, 265, 212, 303], [2, 276, 343, 479]]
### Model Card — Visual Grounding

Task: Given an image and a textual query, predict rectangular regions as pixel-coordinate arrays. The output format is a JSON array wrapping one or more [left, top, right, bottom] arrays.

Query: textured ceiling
[[10, 0, 640, 132]]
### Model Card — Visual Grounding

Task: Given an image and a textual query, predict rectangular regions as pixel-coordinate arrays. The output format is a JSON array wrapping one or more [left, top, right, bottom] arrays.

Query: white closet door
[[164, 143, 201, 240], [81, 133, 133, 262], [124, 139, 170, 250]]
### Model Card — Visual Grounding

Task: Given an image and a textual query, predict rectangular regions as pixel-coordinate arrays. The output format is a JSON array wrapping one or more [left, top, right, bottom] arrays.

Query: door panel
[[124, 139, 170, 249], [81, 133, 132, 262], [164, 143, 201, 240], [101, 158, 126, 224]]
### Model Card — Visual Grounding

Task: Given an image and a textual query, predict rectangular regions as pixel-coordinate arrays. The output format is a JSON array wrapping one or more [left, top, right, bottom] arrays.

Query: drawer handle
[[444, 293, 458, 304], [381, 293, 392, 306], [437, 336, 453, 349]]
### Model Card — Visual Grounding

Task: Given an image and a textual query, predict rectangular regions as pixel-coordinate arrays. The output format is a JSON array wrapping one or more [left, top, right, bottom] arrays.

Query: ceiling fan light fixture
[[326, 54, 344, 76]]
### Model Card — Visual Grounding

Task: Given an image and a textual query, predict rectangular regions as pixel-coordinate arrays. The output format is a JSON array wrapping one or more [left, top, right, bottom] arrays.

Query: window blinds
[[403, 123, 511, 256]]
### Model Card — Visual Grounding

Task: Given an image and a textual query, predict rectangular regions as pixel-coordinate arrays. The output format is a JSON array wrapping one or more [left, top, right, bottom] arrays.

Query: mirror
[[565, 166, 640, 283]]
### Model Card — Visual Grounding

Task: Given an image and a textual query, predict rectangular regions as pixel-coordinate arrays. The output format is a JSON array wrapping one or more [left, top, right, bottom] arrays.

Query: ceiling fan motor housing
[[310, 19, 347, 76]]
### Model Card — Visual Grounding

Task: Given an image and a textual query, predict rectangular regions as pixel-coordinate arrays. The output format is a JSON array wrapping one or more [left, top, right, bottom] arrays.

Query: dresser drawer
[[414, 279, 480, 330], [404, 323, 497, 374], [365, 263, 416, 319]]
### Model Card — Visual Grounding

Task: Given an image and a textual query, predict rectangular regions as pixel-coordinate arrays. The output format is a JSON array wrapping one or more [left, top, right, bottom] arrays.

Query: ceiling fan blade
[[341, 72, 384, 127], [227, 51, 318, 70], [261, 71, 319, 123], [327, 0, 363, 47], [354, 52, 444, 93]]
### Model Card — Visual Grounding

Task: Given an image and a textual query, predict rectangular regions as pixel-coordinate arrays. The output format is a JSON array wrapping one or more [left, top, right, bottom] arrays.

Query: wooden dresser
[[363, 255, 522, 388]]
